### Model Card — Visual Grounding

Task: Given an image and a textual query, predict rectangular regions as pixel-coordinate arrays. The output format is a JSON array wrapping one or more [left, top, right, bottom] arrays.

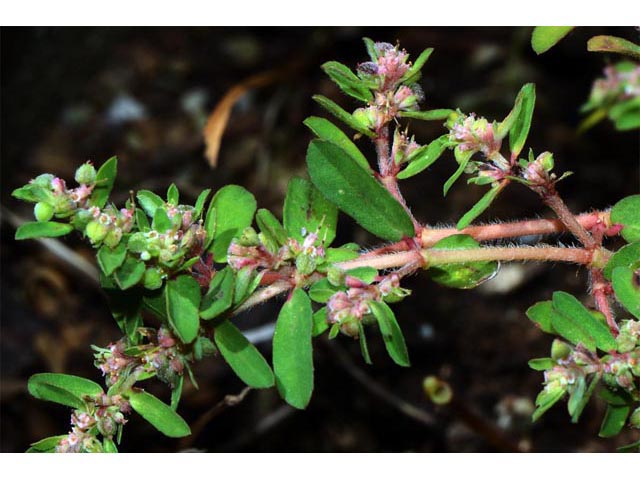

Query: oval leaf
[[165, 275, 201, 343], [214, 320, 274, 389], [306, 140, 414, 241], [531, 26, 574, 54], [369, 300, 410, 367], [398, 135, 449, 180], [15, 221, 74, 240], [28, 373, 103, 409], [612, 266, 640, 319], [209, 185, 257, 262], [273, 288, 314, 409], [304, 116, 370, 172], [89, 157, 117, 209], [284, 176, 338, 245], [128, 390, 191, 438], [611, 194, 640, 243], [508, 83, 536, 159]]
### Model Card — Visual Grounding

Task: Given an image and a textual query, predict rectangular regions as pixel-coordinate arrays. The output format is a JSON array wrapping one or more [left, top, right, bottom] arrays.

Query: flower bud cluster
[[56, 393, 130, 453], [326, 274, 409, 338], [392, 128, 420, 165], [85, 204, 135, 247], [587, 62, 640, 108], [522, 152, 555, 186], [448, 113, 502, 158]]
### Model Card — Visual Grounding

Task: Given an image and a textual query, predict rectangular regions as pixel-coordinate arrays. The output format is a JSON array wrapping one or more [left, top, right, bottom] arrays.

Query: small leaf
[[599, 403, 631, 438], [308, 278, 341, 303], [113, 256, 146, 290], [304, 116, 370, 173], [456, 181, 505, 230], [152, 207, 172, 232], [312, 307, 329, 337], [143, 287, 168, 321], [358, 322, 372, 365], [170, 376, 183, 411], [346, 266, 378, 285], [106, 289, 143, 342], [89, 157, 117, 209], [312, 95, 374, 137], [399, 109, 454, 121], [203, 205, 217, 251], [567, 376, 586, 418], [398, 135, 449, 179], [531, 26, 574, 54], [362, 37, 378, 61], [532, 387, 565, 422], [97, 243, 127, 276], [167, 183, 179, 204], [496, 83, 535, 140], [128, 390, 191, 438], [136, 190, 165, 218], [611, 194, 640, 243], [588, 35, 640, 60], [612, 266, 640, 319], [427, 234, 499, 289], [369, 301, 410, 367], [307, 140, 415, 241], [214, 320, 275, 389], [273, 288, 314, 409], [255, 209, 288, 248], [28, 373, 103, 409], [508, 83, 536, 159], [27, 435, 67, 453], [284, 177, 338, 245], [528, 358, 555, 371], [401, 47, 434, 83], [15, 221, 74, 240], [200, 267, 235, 320], [12, 183, 53, 203], [165, 275, 201, 343], [570, 373, 601, 423], [321, 61, 373, 103], [443, 147, 473, 196], [209, 185, 257, 262], [233, 267, 263, 306], [604, 242, 640, 280], [135, 208, 150, 231], [103, 437, 118, 453], [552, 291, 617, 351], [550, 306, 596, 352], [194, 189, 211, 219], [526, 301, 557, 334]]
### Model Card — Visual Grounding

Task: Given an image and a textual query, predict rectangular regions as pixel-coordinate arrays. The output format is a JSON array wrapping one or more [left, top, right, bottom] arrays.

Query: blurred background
[[1, 26, 638, 452]]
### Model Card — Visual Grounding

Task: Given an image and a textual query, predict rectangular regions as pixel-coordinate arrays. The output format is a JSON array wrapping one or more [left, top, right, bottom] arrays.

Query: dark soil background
[[1, 27, 638, 453]]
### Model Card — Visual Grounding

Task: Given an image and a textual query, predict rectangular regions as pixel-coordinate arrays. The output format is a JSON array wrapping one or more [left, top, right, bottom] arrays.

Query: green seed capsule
[[34, 202, 55, 222], [74, 163, 97, 185], [85, 220, 108, 244]]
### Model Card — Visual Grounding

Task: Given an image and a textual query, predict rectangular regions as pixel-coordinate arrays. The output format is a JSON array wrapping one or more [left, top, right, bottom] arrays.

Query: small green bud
[[616, 331, 636, 353], [338, 316, 360, 338], [239, 227, 260, 246], [551, 339, 572, 360], [32, 173, 55, 188], [143, 267, 163, 290], [53, 195, 74, 214], [327, 266, 346, 287], [34, 202, 55, 222], [423, 376, 453, 405], [140, 251, 151, 261], [74, 163, 97, 185], [103, 228, 122, 248], [295, 253, 317, 276], [85, 220, 108, 244], [537, 152, 554, 172], [630, 407, 640, 429]]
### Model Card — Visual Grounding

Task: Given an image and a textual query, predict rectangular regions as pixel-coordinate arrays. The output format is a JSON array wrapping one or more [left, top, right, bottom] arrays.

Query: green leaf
[[357, 322, 373, 365], [273, 288, 314, 409], [103, 437, 118, 453], [531, 26, 574, 54], [308, 278, 341, 303], [170, 375, 183, 411], [165, 275, 201, 343], [321, 61, 373, 103], [200, 267, 235, 320], [612, 266, 640, 319], [284, 177, 338, 245], [89, 157, 117, 209], [304, 116, 370, 173], [400, 47, 434, 83], [549, 306, 597, 352], [97, 242, 127, 276], [599, 387, 632, 406], [496, 83, 535, 140], [567, 375, 586, 418], [135, 208, 150, 231], [113, 256, 146, 290], [194, 189, 211, 219], [12, 183, 53, 203], [106, 289, 143, 342], [428, 234, 499, 289], [398, 135, 449, 179], [552, 291, 617, 351], [456, 181, 505, 230], [152, 207, 172, 232], [27, 435, 67, 453], [508, 83, 536, 159], [618, 440, 640, 453], [143, 287, 168, 321], [128, 390, 191, 438], [15, 221, 74, 240], [599, 403, 631, 438], [526, 300, 557, 334], [346, 266, 378, 284], [528, 358, 555, 371], [570, 373, 601, 423], [255, 208, 288, 248], [369, 301, 410, 367], [214, 320, 275, 388], [28, 373, 103, 409], [209, 185, 257, 262], [443, 147, 473, 196], [399, 109, 454, 121], [312, 307, 329, 337], [307, 140, 415, 241], [312, 95, 374, 137], [136, 190, 165, 218], [611, 195, 640, 243], [362, 37, 378, 61], [532, 387, 565, 422], [203, 204, 217, 251], [233, 267, 263, 306], [167, 183, 179, 204], [588, 35, 640, 60], [604, 242, 640, 280]]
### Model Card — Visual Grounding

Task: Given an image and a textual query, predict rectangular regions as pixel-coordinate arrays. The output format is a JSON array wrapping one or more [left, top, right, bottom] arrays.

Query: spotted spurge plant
[[13, 38, 640, 453]]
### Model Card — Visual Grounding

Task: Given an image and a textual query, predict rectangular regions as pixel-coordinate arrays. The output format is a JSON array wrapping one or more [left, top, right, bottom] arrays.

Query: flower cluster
[[448, 113, 502, 158], [56, 393, 130, 453], [392, 128, 420, 165], [586, 62, 640, 108], [84, 204, 135, 247]]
